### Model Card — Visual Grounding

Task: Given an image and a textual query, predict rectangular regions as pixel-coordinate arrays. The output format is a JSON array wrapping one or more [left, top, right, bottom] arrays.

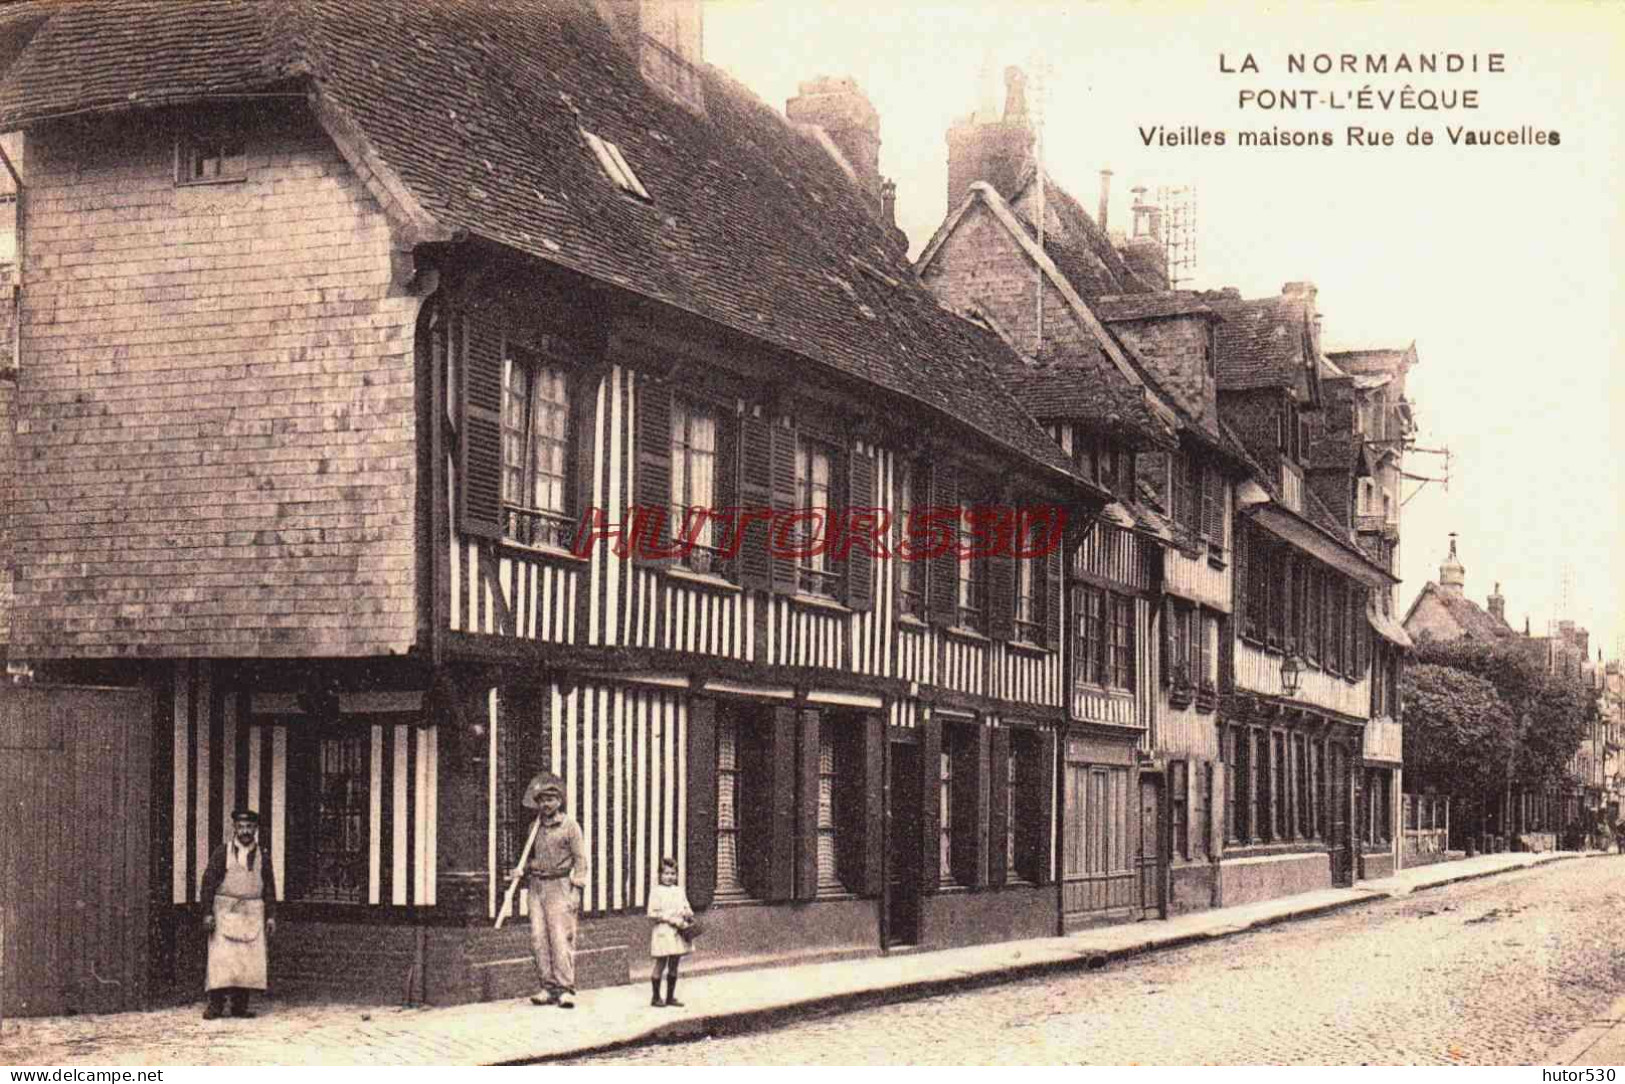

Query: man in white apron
[[200, 808, 278, 1019]]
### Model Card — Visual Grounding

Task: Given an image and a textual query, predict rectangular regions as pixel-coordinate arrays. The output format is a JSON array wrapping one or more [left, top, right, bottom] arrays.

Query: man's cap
[[230, 807, 260, 824], [521, 771, 566, 809]]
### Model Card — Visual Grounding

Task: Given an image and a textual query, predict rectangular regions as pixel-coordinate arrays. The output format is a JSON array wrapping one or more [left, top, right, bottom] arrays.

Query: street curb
[[507, 892, 1387, 1063], [504, 854, 1594, 1064]]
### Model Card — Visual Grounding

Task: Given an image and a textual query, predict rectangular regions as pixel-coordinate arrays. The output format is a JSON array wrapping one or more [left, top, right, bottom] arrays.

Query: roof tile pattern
[[1209, 294, 1312, 390], [0, 0, 1074, 476]]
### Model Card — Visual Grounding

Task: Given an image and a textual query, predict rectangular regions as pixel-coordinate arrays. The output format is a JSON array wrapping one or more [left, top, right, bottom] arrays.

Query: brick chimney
[[1119, 186, 1168, 289], [787, 76, 884, 210], [595, 0, 706, 114], [945, 65, 1034, 209], [1097, 169, 1113, 232], [1488, 582, 1506, 624]]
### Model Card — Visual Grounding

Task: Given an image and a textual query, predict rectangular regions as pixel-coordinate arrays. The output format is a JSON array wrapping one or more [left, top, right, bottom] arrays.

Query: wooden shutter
[[769, 426, 799, 595], [457, 316, 505, 540], [846, 449, 877, 611], [1043, 549, 1063, 650], [988, 727, 1011, 888], [927, 465, 960, 625], [767, 707, 798, 900], [949, 726, 987, 886], [1233, 522, 1250, 638], [919, 714, 942, 889], [988, 548, 1015, 641], [860, 714, 885, 895], [685, 698, 718, 911], [1023, 729, 1056, 884], [635, 379, 674, 564], [795, 709, 821, 900], [1201, 466, 1222, 548], [1160, 598, 1173, 687], [833, 713, 883, 897], [736, 412, 773, 591]]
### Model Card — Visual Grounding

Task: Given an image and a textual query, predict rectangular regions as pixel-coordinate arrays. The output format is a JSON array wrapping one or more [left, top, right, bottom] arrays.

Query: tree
[[1401, 661, 1517, 796], [1410, 636, 1591, 789]]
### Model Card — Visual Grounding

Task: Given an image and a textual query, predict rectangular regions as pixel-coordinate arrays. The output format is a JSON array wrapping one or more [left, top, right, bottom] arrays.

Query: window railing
[[1014, 617, 1043, 644], [799, 566, 842, 600], [676, 540, 736, 582], [899, 586, 926, 620], [503, 504, 576, 551]]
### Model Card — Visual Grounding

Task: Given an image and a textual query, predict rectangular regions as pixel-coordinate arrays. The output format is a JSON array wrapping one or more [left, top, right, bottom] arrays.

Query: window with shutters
[[1196, 611, 1218, 710], [816, 729, 844, 896], [1014, 552, 1044, 644], [1109, 595, 1135, 691], [670, 397, 725, 576], [895, 460, 927, 620], [1076, 585, 1106, 687], [1244, 528, 1270, 644], [956, 502, 986, 632], [715, 717, 750, 901], [1202, 465, 1225, 557], [500, 347, 574, 549], [795, 435, 839, 599], [1167, 601, 1193, 700]]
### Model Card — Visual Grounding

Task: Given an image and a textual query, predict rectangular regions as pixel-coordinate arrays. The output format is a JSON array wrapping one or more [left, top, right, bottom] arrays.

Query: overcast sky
[[706, 0, 1625, 664]]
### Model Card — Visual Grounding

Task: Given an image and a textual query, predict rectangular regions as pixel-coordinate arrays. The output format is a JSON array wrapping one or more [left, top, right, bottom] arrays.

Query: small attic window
[[177, 134, 246, 185], [582, 130, 650, 200]]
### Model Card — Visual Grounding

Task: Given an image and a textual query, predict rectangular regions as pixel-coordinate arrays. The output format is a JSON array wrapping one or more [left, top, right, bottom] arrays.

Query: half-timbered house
[[1210, 285, 1399, 902], [915, 84, 1205, 928], [0, 0, 1110, 1009]]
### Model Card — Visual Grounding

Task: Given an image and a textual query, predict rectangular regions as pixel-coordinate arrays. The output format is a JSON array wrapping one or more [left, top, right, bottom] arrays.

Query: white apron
[[206, 845, 269, 992]]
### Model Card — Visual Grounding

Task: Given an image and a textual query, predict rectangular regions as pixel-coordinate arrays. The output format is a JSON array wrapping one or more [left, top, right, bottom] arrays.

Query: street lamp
[[1281, 652, 1303, 696]]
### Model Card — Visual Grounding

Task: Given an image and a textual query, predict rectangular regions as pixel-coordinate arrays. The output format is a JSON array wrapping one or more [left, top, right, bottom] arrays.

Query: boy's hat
[[521, 771, 566, 809]]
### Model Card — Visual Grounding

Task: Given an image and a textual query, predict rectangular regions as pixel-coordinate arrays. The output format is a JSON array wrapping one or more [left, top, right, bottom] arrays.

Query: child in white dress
[[646, 857, 693, 1007]]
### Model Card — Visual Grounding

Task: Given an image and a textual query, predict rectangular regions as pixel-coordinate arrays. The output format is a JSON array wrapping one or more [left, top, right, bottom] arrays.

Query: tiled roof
[[0, 0, 1076, 477], [1020, 176, 1162, 303], [1404, 582, 1518, 641], [1093, 293, 1220, 323], [1208, 293, 1314, 390], [1009, 340, 1175, 449]]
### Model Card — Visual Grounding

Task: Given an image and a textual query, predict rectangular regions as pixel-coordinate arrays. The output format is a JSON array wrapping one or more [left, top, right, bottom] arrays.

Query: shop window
[[287, 730, 369, 904]]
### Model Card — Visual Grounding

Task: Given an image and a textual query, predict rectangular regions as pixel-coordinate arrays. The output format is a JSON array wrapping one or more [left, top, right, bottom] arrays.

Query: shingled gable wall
[[9, 103, 421, 658], [1109, 315, 1216, 431], [918, 201, 1093, 361]]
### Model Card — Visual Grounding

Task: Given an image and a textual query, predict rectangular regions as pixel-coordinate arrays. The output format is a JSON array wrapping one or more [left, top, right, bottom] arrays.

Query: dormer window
[[177, 134, 245, 185], [581, 130, 651, 200]]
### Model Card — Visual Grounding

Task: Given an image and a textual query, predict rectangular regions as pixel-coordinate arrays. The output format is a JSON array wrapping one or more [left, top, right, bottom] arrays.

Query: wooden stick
[[495, 817, 541, 930]]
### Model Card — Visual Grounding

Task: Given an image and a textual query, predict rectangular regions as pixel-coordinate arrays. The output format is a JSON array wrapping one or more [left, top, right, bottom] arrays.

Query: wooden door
[[1138, 774, 1165, 917], [0, 685, 153, 1017]]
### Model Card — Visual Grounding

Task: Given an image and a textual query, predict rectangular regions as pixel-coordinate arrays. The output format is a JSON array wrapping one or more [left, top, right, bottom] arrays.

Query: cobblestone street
[[576, 856, 1625, 1065]]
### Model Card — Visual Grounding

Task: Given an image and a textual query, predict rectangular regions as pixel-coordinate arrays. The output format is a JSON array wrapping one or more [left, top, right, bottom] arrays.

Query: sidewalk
[[0, 850, 1586, 1066]]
